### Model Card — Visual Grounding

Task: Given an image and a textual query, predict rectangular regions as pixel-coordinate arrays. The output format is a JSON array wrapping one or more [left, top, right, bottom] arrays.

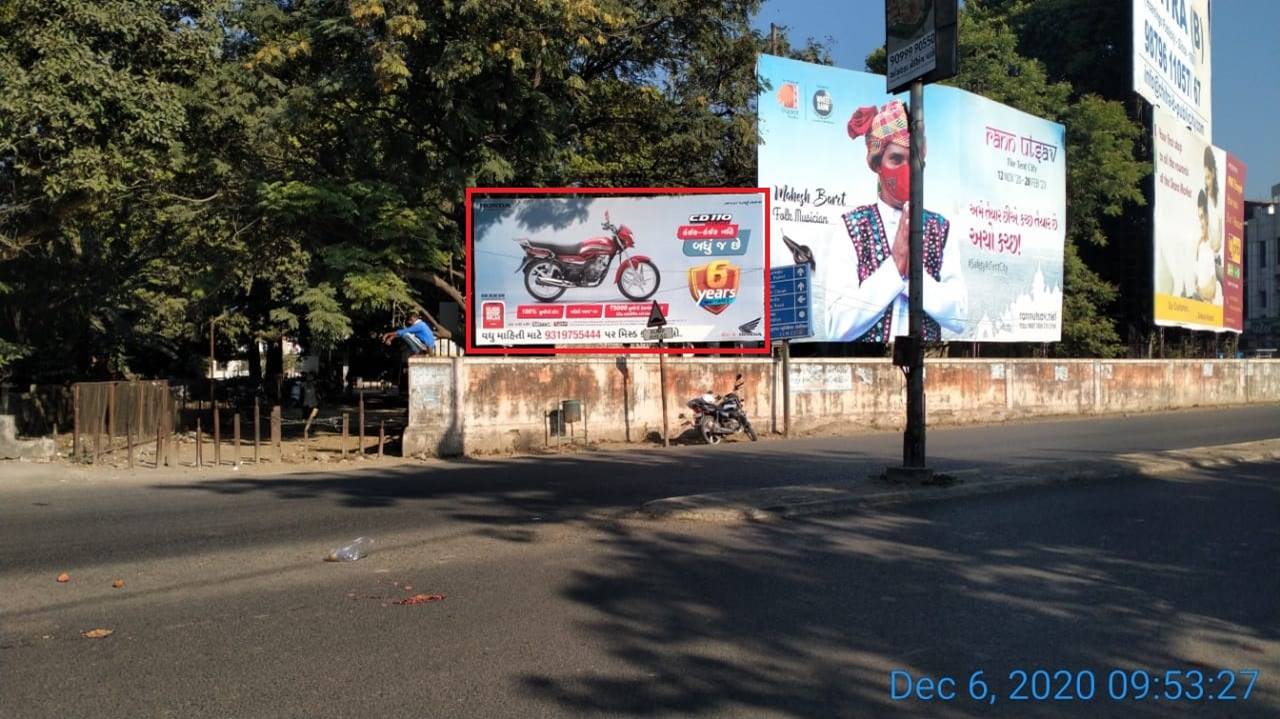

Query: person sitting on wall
[[382, 312, 436, 359]]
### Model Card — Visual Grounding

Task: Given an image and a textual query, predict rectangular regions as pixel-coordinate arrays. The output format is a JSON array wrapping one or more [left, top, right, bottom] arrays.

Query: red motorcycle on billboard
[[516, 212, 661, 302]]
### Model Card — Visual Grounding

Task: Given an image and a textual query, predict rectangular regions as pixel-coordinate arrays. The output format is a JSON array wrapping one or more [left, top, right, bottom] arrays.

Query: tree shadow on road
[[516, 463, 1280, 718]]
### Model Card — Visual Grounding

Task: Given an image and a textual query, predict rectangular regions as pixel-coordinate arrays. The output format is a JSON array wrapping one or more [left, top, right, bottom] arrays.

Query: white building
[[1243, 183, 1280, 353]]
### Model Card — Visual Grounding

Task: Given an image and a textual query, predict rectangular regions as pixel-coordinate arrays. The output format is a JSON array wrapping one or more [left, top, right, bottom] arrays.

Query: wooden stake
[[108, 383, 117, 450], [341, 413, 349, 460], [253, 397, 260, 464], [302, 407, 317, 462], [126, 415, 134, 469], [212, 404, 221, 467], [94, 406, 102, 465], [378, 421, 385, 459], [155, 409, 164, 469], [72, 384, 80, 459], [271, 405, 282, 463], [196, 417, 203, 468]]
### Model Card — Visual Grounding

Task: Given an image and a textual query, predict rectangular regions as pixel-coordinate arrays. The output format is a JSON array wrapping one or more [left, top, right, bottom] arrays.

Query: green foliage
[[0, 0, 1151, 382]]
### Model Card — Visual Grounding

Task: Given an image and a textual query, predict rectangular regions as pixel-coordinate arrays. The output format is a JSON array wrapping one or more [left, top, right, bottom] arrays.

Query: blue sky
[[752, 0, 1280, 199]]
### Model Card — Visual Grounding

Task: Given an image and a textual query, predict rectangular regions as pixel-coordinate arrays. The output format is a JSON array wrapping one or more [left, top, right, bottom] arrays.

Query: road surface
[[2, 406, 1277, 717]]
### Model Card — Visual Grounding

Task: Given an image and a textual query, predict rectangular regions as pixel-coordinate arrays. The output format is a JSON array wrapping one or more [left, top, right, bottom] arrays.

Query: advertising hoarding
[[758, 54, 1066, 344], [1133, 0, 1212, 141], [467, 190, 768, 352], [1152, 106, 1244, 332]]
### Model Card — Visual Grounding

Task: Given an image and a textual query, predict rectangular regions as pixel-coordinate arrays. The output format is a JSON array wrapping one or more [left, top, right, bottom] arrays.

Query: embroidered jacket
[[841, 204, 950, 342]]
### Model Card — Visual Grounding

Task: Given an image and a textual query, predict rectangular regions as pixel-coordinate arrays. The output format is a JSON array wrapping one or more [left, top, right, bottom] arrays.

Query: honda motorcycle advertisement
[[469, 192, 768, 349]]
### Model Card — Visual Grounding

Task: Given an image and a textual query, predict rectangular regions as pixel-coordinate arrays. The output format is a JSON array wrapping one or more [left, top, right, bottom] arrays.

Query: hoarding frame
[[464, 186, 773, 356]]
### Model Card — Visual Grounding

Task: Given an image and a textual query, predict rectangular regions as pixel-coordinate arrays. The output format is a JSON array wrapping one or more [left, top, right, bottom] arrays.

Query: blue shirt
[[397, 319, 435, 350]]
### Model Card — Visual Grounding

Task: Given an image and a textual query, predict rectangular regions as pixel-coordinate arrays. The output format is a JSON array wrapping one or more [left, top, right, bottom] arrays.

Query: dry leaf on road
[[81, 629, 113, 639], [394, 593, 445, 605], [56, 573, 70, 583], [112, 579, 124, 589]]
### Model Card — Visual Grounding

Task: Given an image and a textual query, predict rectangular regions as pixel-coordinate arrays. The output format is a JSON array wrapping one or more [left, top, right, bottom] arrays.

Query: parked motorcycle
[[516, 211, 661, 302], [686, 373, 757, 444]]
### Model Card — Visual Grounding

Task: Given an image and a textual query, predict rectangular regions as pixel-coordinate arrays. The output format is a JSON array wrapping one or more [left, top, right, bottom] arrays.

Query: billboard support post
[[781, 340, 791, 438], [904, 78, 929, 473], [658, 339, 669, 447]]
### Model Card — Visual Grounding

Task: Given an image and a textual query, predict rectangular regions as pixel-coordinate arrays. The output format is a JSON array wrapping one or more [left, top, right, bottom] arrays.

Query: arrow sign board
[[769, 264, 812, 340], [640, 327, 677, 341]]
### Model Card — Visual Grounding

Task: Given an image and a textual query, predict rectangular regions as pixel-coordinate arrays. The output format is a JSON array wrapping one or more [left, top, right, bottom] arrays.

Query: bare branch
[[160, 190, 222, 204], [405, 269, 466, 308]]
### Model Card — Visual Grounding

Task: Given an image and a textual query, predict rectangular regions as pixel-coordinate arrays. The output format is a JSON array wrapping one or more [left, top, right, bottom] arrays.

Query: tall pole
[[781, 340, 791, 437], [658, 339, 670, 447], [209, 320, 216, 411], [904, 78, 927, 469]]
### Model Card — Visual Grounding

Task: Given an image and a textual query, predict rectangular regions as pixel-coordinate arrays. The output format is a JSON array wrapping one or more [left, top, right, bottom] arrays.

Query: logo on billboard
[[738, 317, 762, 335], [776, 82, 799, 112], [688, 260, 740, 315], [812, 89, 832, 118], [481, 302, 505, 329]]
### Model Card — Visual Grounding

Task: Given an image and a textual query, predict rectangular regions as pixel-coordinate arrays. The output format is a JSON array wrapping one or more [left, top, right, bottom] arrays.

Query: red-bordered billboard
[[465, 187, 771, 355]]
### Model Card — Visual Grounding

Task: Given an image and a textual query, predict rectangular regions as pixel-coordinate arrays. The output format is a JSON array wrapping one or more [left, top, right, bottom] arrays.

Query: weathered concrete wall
[[405, 357, 1280, 456]]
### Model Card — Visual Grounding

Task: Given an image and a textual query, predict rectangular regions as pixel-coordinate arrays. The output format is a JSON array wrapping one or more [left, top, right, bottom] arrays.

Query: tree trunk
[[266, 338, 284, 404], [249, 338, 263, 387]]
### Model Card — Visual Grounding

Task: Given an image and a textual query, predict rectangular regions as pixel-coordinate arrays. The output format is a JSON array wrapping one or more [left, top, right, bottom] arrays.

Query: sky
[[752, 0, 1280, 199]]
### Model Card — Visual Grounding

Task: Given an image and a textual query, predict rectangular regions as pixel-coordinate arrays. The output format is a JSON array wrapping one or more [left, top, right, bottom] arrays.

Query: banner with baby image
[[757, 54, 1066, 343], [1152, 106, 1245, 333]]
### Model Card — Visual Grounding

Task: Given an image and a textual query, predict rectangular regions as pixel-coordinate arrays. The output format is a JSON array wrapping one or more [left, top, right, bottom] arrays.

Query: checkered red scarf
[[847, 100, 920, 169]]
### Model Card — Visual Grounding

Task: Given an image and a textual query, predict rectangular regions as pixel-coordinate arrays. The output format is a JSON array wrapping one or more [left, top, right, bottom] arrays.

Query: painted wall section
[[402, 358, 1280, 456]]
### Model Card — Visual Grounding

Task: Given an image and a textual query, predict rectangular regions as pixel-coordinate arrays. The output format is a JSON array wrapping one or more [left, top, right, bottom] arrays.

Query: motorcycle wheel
[[742, 418, 757, 442], [699, 415, 721, 445], [618, 260, 661, 301], [524, 260, 567, 302]]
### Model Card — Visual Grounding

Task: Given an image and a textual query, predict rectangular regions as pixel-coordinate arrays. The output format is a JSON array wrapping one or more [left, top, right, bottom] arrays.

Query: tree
[[0, 0, 234, 379]]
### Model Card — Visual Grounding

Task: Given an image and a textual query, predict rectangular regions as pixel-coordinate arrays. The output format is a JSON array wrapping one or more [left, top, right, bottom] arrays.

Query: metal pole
[[658, 340, 670, 447], [904, 78, 927, 469], [196, 417, 203, 469], [126, 415, 134, 469], [209, 321, 216, 414], [341, 413, 349, 460], [358, 391, 365, 458], [233, 412, 241, 469], [622, 370, 631, 443], [781, 340, 791, 438], [378, 420, 385, 459]]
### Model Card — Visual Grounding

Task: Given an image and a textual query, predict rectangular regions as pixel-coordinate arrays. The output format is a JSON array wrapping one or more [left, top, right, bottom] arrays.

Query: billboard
[[1133, 0, 1212, 141], [467, 190, 768, 352], [758, 54, 1066, 344], [1152, 106, 1244, 333]]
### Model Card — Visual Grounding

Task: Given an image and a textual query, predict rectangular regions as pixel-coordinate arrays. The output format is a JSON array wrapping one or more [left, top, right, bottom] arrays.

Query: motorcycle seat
[[524, 239, 585, 255]]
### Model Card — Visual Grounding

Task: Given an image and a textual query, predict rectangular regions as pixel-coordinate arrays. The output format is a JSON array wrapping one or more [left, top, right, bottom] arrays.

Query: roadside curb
[[635, 439, 1280, 523]]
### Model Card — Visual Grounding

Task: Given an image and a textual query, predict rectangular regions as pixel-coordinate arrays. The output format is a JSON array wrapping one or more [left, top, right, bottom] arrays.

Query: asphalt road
[[2, 407, 1278, 717]]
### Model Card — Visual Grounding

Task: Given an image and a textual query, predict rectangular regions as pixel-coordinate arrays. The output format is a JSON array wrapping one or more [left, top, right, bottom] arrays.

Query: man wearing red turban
[[822, 100, 966, 342]]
